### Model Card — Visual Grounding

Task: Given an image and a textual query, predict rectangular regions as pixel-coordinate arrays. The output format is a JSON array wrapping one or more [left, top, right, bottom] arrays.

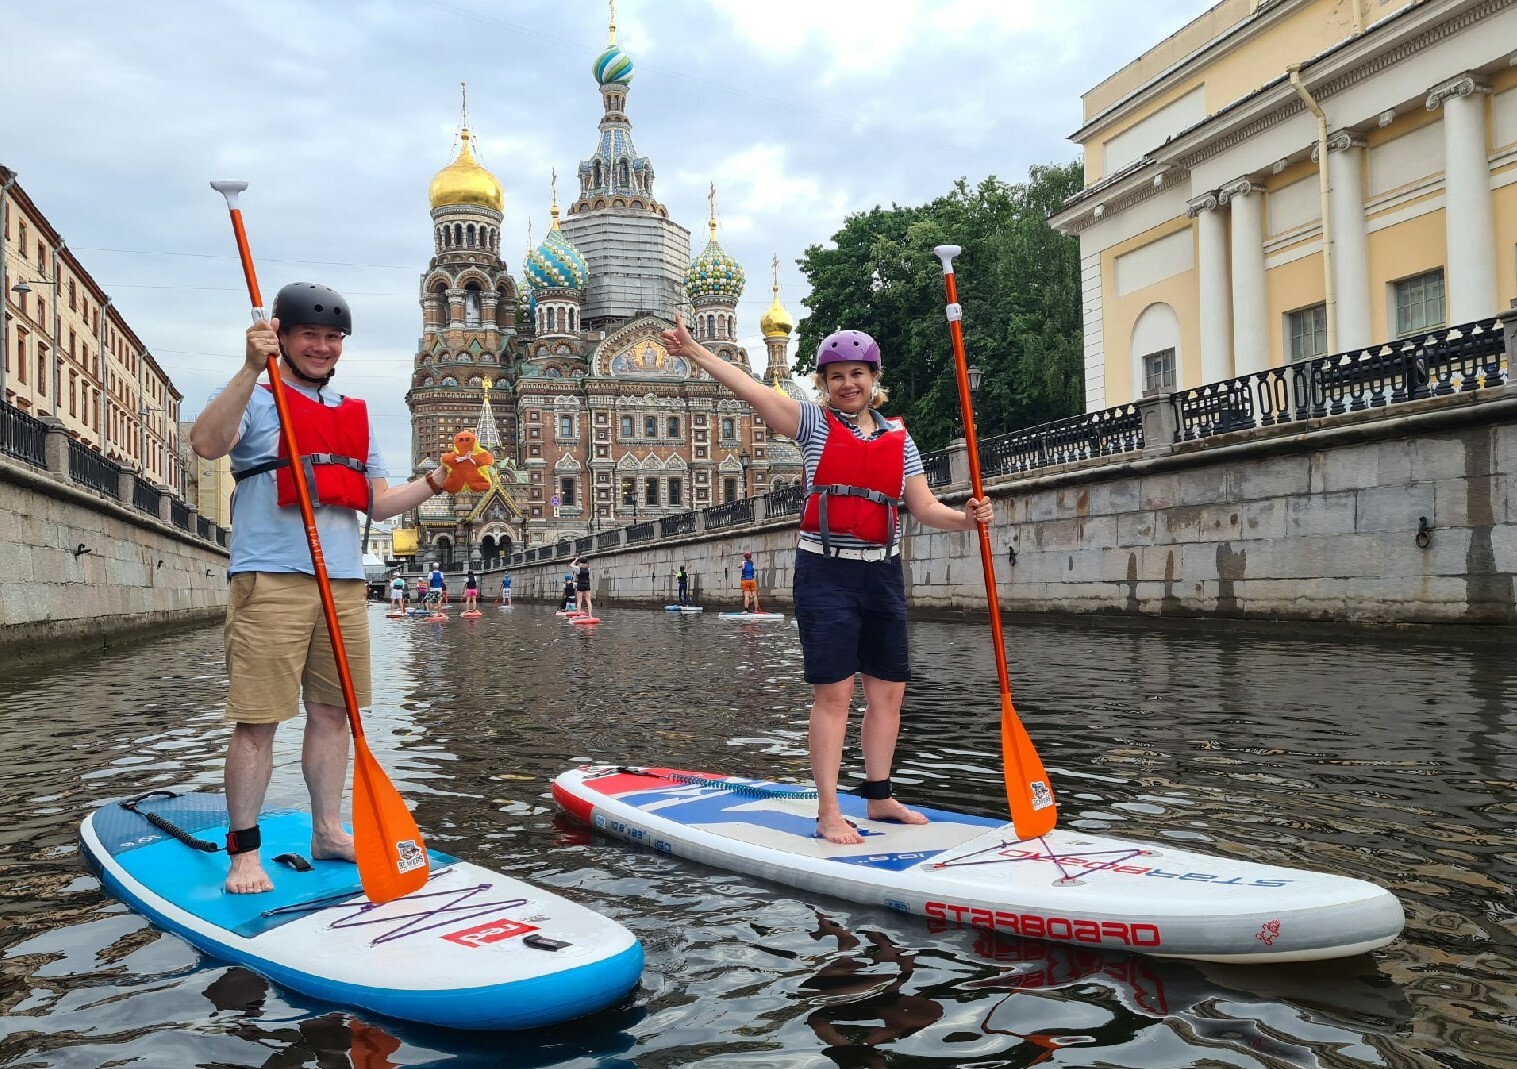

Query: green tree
[[795, 162, 1085, 451]]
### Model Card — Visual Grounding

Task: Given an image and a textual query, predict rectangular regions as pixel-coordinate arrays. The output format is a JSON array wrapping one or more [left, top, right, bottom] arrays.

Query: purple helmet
[[816, 329, 881, 368]]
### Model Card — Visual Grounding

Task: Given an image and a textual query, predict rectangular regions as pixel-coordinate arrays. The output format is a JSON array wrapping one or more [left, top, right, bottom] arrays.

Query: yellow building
[[1050, 0, 1517, 409]]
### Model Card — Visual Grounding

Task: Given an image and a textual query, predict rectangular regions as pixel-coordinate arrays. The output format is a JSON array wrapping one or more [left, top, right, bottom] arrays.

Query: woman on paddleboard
[[572, 556, 594, 618], [463, 570, 479, 611], [661, 315, 994, 845]]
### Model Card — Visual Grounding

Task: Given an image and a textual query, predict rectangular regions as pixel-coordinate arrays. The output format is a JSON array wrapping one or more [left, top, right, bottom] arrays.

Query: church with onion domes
[[401, 7, 801, 568]]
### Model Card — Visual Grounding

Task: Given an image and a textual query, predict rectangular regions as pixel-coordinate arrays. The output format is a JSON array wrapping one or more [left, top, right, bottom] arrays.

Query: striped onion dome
[[594, 44, 633, 86], [685, 218, 745, 303], [526, 206, 588, 291]]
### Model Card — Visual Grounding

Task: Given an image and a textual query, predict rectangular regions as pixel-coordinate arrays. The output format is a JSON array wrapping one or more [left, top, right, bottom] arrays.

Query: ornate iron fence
[[704, 499, 753, 531], [132, 478, 161, 516], [977, 403, 1144, 477], [661, 512, 696, 537], [921, 450, 952, 488], [626, 520, 656, 544], [766, 482, 805, 518], [1, 402, 47, 468], [68, 439, 121, 499], [170, 499, 191, 530]]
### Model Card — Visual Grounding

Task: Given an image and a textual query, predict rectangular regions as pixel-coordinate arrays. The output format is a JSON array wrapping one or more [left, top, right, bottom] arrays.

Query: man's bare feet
[[226, 851, 273, 894], [867, 798, 929, 825], [816, 813, 864, 845], [311, 829, 357, 862]]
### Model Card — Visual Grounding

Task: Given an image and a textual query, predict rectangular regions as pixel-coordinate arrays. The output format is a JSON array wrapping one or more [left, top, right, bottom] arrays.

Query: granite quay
[[0, 406, 229, 658]]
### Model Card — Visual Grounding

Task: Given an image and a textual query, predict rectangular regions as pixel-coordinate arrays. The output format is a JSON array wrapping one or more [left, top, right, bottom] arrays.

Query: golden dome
[[428, 128, 503, 213], [760, 292, 794, 338]]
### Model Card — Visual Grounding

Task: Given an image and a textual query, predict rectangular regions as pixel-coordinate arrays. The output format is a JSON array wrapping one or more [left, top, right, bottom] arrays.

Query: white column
[[1221, 178, 1268, 376], [1188, 191, 1232, 384], [1428, 74, 1496, 322], [1325, 132, 1371, 350]]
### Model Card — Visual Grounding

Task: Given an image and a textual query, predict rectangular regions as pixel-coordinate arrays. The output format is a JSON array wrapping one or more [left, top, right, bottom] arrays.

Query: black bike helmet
[[272, 282, 352, 335]]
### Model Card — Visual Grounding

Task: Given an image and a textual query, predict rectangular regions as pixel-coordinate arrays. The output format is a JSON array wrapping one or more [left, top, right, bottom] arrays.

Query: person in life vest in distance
[[463, 570, 479, 611], [562, 573, 577, 611], [739, 552, 759, 612], [676, 564, 689, 607], [190, 282, 452, 894], [661, 314, 994, 846]]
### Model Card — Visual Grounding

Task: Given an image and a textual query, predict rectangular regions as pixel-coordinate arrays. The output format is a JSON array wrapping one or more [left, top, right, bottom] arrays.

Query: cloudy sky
[[2, 0, 1213, 476]]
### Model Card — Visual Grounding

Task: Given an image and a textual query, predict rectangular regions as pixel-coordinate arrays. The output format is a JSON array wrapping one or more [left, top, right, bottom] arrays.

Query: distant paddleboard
[[664, 606, 704, 613], [460, 610, 483, 618], [81, 790, 643, 1030], [571, 616, 602, 626], [718, 611, 785, 622], [552, 766, 1403, 965]]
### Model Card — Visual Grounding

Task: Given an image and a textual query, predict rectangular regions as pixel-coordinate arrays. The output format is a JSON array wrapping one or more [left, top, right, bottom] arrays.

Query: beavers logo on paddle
[[1255, 919, 1282, 946], [394, 839, 427, 874]]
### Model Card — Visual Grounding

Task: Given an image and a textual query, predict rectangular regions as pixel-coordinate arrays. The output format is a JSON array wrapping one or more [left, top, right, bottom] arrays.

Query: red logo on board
[[443, 917, 539, 948]]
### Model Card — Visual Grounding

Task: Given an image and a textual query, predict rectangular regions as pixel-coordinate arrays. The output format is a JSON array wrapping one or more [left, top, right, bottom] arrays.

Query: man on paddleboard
[[739, 552, 758, 612], [662, 315, 994, 845], [191, 283, 451, 894]]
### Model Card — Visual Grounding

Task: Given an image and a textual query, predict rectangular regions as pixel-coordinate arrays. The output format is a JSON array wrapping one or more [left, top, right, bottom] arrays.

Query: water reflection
[[0, 604, 1511, 1066]]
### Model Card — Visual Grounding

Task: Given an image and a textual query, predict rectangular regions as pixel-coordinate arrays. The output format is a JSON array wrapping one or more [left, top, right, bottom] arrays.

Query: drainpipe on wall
[[0, 169, 17, 403], [1352, 0, 1365, 36], [1290, 65, 1338, 355]]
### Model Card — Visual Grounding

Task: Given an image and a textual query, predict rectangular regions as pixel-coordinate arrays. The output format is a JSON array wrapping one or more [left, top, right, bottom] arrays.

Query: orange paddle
[[933, 244, 1057, 840], [211, 180, 429, 902]]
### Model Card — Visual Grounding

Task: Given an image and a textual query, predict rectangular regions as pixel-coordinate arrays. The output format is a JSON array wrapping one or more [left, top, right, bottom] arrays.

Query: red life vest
[[232, 384, 371, 511], [800, 410, 906, 549]]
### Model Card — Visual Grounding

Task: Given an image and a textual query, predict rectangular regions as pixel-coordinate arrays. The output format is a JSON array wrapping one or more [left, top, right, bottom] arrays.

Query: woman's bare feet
[[867, 798, 928, 825], [816, 813, 864, 845], [226, 852, 273, 894]]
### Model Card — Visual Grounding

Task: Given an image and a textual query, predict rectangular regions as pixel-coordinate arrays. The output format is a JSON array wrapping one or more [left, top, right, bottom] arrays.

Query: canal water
[[0, 601, 1513, 1068]]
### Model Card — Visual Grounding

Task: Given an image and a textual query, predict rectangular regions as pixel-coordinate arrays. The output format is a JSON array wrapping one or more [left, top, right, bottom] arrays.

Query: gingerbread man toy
[[439, 430, 494, 493]]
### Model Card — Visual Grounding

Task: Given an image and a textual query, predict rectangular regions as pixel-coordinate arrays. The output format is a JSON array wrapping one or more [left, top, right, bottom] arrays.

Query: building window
[[720, 417, 736, 440], [644, 415, 657, 438], [723, 476, 738, 502], [1394, 270, 1445, 337], [621, 477, 636, 506], [1287, 304, 1327, 362], [1141, 348, 1175, 397], [559, 477, 576, 507], [666, 416, 680, 438], [558, 414, 574, 439], [668, 477, 682, 506], [620, 415, 634, 438], [644, 478, 659, 506]]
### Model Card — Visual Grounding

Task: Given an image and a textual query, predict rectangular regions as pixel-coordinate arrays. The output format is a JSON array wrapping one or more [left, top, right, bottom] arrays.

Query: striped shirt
[[795, 402, 923, 553]]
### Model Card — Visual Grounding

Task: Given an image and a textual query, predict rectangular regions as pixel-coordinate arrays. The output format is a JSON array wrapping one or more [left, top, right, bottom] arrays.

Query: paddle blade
[[1001, 693, 1057, 840], [351, 738, 430, 903]]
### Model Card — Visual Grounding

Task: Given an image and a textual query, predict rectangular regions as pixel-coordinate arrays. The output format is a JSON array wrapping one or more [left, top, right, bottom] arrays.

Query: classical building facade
[[401, 19, 801, 567], [1049, 0, 1517, 410], [0, 167, 183, 492]]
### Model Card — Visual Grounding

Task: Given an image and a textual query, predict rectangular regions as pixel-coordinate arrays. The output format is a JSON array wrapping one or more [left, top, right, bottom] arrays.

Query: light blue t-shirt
[[221, 381, 387, 580]]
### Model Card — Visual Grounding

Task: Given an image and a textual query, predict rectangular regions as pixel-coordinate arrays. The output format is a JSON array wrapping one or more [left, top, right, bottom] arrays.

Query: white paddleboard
[[717, 611, 785, 622], [81, 790, 642, 1030], [552, 766, 1403, 964], [664, 605, 704, 613]]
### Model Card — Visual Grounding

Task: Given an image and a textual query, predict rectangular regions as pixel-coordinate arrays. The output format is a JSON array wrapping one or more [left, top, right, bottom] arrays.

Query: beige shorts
[[223, 572, 371, 723]]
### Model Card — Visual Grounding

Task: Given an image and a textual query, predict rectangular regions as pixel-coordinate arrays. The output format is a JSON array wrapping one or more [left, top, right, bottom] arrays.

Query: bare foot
[[816, 813, 864, 846], [312, 829, 357, 862], [226, 852, 273, 894], [867, 798, 929, 825]]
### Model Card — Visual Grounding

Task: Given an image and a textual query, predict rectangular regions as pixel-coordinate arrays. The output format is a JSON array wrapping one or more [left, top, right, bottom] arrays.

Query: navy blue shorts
[[793, 549, 911, 685]]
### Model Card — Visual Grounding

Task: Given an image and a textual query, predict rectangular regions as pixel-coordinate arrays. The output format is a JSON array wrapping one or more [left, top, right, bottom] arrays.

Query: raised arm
[[660, 312, 802, 439]]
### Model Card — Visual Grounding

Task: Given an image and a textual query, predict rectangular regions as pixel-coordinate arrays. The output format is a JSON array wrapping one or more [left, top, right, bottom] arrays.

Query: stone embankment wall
[[0, 455, 228, 658]]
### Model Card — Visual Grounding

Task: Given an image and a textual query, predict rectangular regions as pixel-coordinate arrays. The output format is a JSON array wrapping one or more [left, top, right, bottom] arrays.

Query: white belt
[[797, 540, 898, 562]]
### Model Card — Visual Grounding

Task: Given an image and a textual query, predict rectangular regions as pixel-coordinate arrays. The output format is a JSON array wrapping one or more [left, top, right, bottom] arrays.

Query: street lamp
[[738, 448, 751, 498], [966, 364, 983, 398]]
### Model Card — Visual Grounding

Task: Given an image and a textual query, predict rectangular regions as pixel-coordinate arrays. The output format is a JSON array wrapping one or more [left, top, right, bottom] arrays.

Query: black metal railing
[[971, 403, 1145, 478], [766, 482, 805, 518], [133, 478, 162, 516], [68, 439, 121, 499], [574, 536, 593, 555], [1, 402, 47, 468], [626, 520, 656, 544], [1177, 316, 1508, 440], [197, 516, 212, 539], [170, 499, 191, 530], [921, 450, 952, 488], [661, 512, 696, 537], [704, 499, 754, 531], [595, 530, 623, 552]]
